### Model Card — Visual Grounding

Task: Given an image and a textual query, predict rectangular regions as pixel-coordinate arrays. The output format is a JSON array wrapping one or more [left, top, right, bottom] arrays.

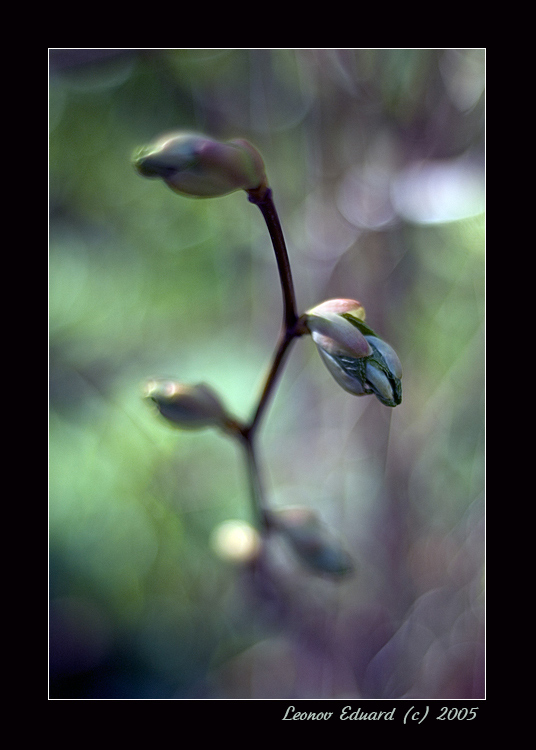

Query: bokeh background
[[49, 49, 485, 699]]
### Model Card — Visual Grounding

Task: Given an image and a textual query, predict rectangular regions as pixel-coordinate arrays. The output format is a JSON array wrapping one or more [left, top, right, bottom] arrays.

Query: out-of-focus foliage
[[49, 49, 484, 699]]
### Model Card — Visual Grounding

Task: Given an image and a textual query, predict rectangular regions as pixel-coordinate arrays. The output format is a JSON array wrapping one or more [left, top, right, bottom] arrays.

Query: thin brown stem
[[248, 186, 298, 329], [246, 318, 307, 440], [245, 185, 309, 438], [241, 435, 270, 531], [230, 187, 309, 529]]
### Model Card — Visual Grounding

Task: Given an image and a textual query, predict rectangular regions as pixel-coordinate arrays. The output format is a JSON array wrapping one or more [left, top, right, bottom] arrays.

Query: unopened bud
[[143, 379, 229, 429], [133, 132, 267, 198], [305, 299, 402, 407], [306, 299, 371, 359], [270, 506, 354, 577]]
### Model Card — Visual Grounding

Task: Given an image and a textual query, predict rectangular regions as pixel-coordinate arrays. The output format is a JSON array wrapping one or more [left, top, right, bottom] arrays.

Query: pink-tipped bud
[[307, 298, 366, 320], [305, 299, 372, 359], [305, 298, 402, 406]]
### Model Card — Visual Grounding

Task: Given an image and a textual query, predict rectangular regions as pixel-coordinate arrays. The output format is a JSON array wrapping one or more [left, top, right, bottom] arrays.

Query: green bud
[[143, 379, 229, 429], [270, 506, 354, 577], [326, 334, 402, 407], [306, 299, 402, 407], [133, 132, 267, 198]]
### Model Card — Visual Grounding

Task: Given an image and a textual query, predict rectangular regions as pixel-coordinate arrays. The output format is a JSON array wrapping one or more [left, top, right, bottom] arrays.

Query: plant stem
[[241, 435, 270, 531], [248, 187, 299, 329], [235, 186, 309, 529], [246, 323, 301, 440], [245, 187, 309, 439]]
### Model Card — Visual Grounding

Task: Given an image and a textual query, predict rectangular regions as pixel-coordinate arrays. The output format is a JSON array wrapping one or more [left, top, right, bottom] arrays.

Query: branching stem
[[227, 186, 309, 529]]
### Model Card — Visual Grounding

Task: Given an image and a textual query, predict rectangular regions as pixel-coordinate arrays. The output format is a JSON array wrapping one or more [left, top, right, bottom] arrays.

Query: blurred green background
[[49, 49, 485, 699]]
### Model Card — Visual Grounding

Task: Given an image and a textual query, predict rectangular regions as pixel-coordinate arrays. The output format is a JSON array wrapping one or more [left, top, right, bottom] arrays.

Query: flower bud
[[133, 132, 267, 198], [143, 379, 229, 429], [306, 299, 372, 359], [306, 299, 402, 407], [270, 506, 354, 577]]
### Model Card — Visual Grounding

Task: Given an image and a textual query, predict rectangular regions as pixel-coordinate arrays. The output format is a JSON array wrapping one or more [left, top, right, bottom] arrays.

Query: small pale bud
[[143, 379, 229, 429], [133, 132, 267, 198], [210, 520, 262, 564], [270, 507, 354, 577]]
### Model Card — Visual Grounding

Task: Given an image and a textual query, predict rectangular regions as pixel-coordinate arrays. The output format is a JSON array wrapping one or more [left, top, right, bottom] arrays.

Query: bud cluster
[[135, 132, 403, 582]]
